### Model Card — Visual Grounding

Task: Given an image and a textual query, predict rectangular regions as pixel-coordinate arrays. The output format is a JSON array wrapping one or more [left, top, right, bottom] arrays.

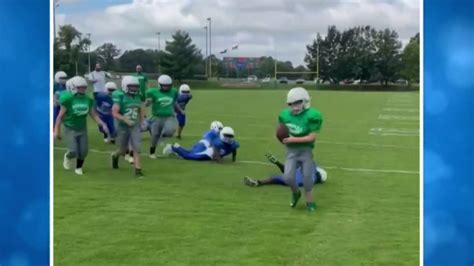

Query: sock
[[77, 159, 84, 169], [129, 150, 134, 157], [150, 146, 156, 155], [103, 132, 108, 139]]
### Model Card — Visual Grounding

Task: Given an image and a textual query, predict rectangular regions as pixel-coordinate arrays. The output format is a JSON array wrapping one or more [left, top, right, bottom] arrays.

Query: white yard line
[[54, 147, 418, 175]]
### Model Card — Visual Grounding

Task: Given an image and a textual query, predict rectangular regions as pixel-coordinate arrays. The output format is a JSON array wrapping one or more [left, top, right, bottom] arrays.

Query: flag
[[231, 45, 238, 50], [220, 49, 227, 54]]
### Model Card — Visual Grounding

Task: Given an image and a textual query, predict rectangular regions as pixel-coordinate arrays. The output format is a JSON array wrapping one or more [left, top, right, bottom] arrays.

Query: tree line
[[54, 24, 418, 84]]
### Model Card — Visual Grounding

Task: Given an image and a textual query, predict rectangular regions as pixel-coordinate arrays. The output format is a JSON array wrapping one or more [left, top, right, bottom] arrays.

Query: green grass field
[[54, 89, 419, 265]]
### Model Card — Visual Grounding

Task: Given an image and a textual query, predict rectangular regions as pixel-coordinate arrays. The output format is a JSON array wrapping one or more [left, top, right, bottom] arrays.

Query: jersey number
[[124, 108, 139, 120]]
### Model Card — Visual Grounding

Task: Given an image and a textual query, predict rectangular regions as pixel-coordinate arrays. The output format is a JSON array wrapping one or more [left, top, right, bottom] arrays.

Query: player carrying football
[[278, 87, 323, 212]]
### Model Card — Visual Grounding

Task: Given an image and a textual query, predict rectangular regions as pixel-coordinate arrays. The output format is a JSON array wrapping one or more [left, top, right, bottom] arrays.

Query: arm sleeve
[[308, 112, 323, 133]]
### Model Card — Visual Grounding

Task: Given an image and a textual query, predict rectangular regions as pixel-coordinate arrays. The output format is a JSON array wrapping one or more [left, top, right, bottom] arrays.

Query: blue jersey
[[95, 92, 114, 116], [54, 82, 66, 95], [212, 138, 240, 157], [175, 93, 192, 112], [201, 130, 219, 145]]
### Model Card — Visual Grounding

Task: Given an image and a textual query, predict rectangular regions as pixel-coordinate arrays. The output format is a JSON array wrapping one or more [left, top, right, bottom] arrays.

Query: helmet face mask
[[158, 74, 172, 91], [288, 99, 304, 114], [122, 76, 140, 95], [286, 87, 310, 114], [219, 127, 235, 144], [70, 76, 88, 95], [127, 84, 139, 94], [76, 86, 87, 95], [179, 84, 191, 94], [105, 82, 117, 94], [55, 71, 68, 84], [160, 84, 172, 91]]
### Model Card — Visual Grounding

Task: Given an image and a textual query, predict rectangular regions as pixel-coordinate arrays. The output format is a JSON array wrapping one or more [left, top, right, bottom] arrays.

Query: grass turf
[[54, 89, 419, 265]]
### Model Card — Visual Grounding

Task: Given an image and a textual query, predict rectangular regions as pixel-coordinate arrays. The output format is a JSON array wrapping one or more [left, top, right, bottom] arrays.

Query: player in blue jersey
[[243, 153, 327, 187], [175, 84, 193, 139], [162, 122, 241, 162], [95, 81, 117, 143], [53, 71, 68, 127]]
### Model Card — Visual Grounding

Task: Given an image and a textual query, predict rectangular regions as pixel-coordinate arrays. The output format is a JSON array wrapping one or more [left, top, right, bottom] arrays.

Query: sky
[[55, 0, 420, 67]]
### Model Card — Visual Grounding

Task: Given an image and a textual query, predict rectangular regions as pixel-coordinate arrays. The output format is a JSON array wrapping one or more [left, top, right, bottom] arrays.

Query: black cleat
[[135, 169, 144, 178], [112, 153, 119, 169]]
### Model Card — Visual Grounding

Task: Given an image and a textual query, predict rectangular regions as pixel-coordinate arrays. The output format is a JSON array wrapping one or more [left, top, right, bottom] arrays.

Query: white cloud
[[58, 0, 420, 66]]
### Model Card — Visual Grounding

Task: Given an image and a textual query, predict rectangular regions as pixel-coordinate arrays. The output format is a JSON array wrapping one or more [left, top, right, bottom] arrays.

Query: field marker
[[382, 108, 418, 113], [369, 128, 419, 137], [378, 114, 419, 121], [54, 147, 419, 175]]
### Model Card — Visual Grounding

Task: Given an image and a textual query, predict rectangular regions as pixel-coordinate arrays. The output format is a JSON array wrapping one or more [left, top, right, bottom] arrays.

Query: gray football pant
[[64, 127, 88, 160], [116, 124, 141, 155], [150, 116, 177, 147], [284, 147, 315, 192]]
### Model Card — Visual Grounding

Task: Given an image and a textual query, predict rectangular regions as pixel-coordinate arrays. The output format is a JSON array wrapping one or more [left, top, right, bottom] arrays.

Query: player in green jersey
[[54, 76, 109, 175], [111, 75, 145, 177], [278, 87, 323, 212], [145, 74, 184, 159]]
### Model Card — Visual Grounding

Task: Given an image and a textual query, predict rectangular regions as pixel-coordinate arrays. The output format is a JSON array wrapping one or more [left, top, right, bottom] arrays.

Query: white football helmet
[[317, 167, 327, 183], [121, 75, 140, 94], [219, 126, 235, 143], [158, 74, 172, 91], [179, 84, 191, 94], [105, 81, 117, 92], [287, 87, 310, 114], [210, 121, 224, 132], [70, 76, 88, 95], [65, 78, 74, 92], [54, 71, 68, 84]]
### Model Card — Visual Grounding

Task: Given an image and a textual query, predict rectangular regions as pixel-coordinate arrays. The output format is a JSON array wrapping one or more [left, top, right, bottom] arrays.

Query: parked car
[[261, 77, 271, 83], [247, 75, 258, 82], [279, 77, 288, 84], [295, 78, 305, 84]]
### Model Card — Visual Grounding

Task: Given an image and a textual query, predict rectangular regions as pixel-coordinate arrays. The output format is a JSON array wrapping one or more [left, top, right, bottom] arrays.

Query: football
[[276, 123, 289, 142]]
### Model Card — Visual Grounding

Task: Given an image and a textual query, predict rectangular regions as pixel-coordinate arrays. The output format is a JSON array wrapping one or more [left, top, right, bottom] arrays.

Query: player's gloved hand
[[180, 110, 186, 115]]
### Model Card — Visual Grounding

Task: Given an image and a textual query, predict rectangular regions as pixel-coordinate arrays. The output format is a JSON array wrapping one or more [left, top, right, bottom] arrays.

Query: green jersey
[[146, 87, 178, 117], [59, 92, 93, 130], [278, 107, 323, 149], [112, 90, 142, 127], [133, 72, 148, 101]]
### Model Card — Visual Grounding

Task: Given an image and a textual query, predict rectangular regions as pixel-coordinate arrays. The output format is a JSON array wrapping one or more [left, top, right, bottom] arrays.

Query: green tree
[[160, 30, 202, 81], [400, 33, 420, 83], [55, 24, 90, 75], [373, 29, 403, 85], [95, 43, 121, 70]]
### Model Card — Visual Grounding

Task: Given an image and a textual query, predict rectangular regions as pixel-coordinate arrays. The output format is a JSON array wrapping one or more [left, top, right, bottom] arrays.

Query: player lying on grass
[[163, 125, 239, 162], [54, 76, 109, 175], [95, 81, 117, 144], [244, 153, 327, 187], [111, 76, 145, 177]]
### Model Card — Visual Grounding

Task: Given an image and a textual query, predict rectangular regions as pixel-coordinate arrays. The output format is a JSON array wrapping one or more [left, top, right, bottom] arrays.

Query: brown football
[[276, 124, 289, 142]]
